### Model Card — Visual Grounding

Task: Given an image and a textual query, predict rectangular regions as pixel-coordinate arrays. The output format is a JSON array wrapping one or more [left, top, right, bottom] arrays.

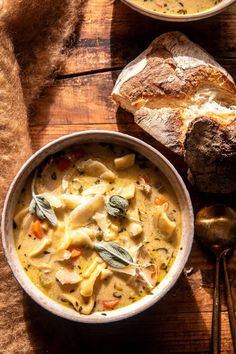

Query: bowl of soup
[[2, 131, 193, 323], [121, 0, 235, 21]]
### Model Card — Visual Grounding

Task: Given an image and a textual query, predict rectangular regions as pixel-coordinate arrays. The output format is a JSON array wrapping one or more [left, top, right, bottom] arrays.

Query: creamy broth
[[14, 143, 181, 314], [130, 0, 222, 15]]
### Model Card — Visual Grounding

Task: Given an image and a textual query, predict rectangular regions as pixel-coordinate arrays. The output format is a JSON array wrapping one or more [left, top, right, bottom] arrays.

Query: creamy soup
[[130, 0, 222, 15], [14, 143, 181, 315]]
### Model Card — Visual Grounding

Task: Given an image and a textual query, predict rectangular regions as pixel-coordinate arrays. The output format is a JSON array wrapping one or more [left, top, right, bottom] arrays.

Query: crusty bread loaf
[[112, 31, 236, 193], [185, 116, 236, 193]]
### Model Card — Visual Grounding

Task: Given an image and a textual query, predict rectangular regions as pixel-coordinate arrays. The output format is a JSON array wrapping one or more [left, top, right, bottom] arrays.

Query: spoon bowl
[[195, 204, 236, 254]]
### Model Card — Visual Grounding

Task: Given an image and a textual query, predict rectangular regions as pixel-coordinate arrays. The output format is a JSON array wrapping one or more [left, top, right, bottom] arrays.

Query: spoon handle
[[222, 253, 236, 352], [212, 255, 221, 354]]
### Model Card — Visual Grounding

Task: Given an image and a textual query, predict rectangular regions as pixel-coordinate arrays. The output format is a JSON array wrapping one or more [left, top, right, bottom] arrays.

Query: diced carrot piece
[[31, 219, 44, 239], [67, 246, 82, 259], [70, 249, 82, 259], [71, 148, 85, 160], [55, 157, 71, 172], [102, 300, 120, 309], [154, 195, 168, 206]]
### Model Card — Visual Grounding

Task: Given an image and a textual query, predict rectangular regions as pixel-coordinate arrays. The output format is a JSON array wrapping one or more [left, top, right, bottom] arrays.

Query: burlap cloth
[[0, 1, 82, 352]]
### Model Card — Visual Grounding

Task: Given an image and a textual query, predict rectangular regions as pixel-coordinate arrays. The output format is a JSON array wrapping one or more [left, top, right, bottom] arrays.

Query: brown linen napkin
[[0, 1, 81, 352]]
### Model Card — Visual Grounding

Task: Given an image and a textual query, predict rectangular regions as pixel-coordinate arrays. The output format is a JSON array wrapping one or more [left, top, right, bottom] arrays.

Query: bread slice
[[112, 31, 236, 193]]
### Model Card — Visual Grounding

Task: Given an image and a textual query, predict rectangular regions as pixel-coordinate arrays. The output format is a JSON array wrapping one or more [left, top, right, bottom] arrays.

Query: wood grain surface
[[28, 0, 236, 352]]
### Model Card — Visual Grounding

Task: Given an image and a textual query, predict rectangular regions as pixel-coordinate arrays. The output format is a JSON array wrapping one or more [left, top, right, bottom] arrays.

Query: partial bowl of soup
[[2, 131, 193, 323], [121, 0, 235, 21]]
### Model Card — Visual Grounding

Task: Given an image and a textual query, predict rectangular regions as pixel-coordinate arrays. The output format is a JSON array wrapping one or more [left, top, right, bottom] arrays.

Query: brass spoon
[[195, 205, 236, 354]]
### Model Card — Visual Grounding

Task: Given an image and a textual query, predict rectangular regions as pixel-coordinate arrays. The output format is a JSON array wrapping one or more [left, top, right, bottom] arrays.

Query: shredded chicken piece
[[55, 268, 81, 285], [76, 159, 116, 181], [138, 177, 152, 195], [136, 245, 159, 289]]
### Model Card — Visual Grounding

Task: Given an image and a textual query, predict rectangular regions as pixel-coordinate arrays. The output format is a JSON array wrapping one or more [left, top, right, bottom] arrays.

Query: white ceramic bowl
[[1, 131, 194, 323], [121, 0, 235, 22]]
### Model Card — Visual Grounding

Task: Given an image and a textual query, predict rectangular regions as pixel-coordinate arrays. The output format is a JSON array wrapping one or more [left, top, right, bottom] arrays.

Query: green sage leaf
[[29, 170, 58, 227], [106, 195, 129, 218], [106, 203, 126, 217], [29, 198, 37, 215], [109, 195, 129, 210], [95, 241, 134, 268], [29, 194, 58, 227]]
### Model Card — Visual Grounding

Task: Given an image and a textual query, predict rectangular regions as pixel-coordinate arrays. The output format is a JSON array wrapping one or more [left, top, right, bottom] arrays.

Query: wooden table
[[28, 1, 236, 352]]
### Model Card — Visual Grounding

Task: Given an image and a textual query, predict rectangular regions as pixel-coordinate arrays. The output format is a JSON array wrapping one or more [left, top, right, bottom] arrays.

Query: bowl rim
[[1, 130, 194, 323], [121, 0, 236, 22]]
